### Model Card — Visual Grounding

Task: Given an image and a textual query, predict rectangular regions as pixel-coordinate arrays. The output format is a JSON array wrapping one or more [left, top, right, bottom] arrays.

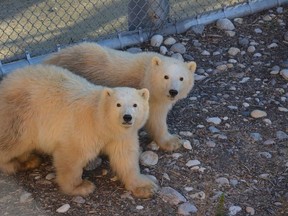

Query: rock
[[254, 28, 262, 33], [250, 133, 262, 141], [278, 107, 288, 112], [136, 205, 144, 210], [84, 157, 102, 171], [253, 53, 262, 58], [183, 54, 194, 61], [20, 192, 33, 203], [191, 24, 205, 35], [267, 43, 278, 48], [228, 105, 238, 110], [225, 31, 236, 37], [216, 177, 229, 185], [151, 35, 163, 47], [45, 173, 56, 180], [276, 131, 288, 140], [247, 46, 256, 53], [179, 131, 193, 137], [163, 173, 170, 181], [234, 18, 243, 24], [209, 126, 220, 133], [178, 202, 198, 215], [206, 140, 216, 148], [216, 64, 228, 71], [206, 117, 221, 125], [263, 15, 272, 21], [160, 46, 168, 55], [171, 53, 184, 61], [126, 47, 142, 53], [284, 32, 288, 41], [216, 18, 235, 30], [186, 159, 200, 167], [183, 140, 192, 150], [263, 139, 275, 145], [259, 152, 272, 159], [56, 204, 70, 213], [229, 205, 242, 215], [228, 47, 240, 56], [194, 74, 206, 81], [159, 187, 187, 205], [238, 37, 249, 47], [170, 43, 186, 54], [184, 187, 193, 192], [259, 173, 269, 179], [280, 60, 288, 68], [72, 196, 85, 204], [280, 69, 288, 80], [147, 141, 160, 151], [140, 151, 159, 166], [246, 206, 255, 215], [243, 102, 249, 107], [270, 65, 280, 74], [190, 191, 206, 200], [250, 110, 267, 118], [164, 37, 176, 46], [277, 7, 284, 14], [201, 50, 210, 56], [230, 179, 239, 187], [172, 153, 183, 159]]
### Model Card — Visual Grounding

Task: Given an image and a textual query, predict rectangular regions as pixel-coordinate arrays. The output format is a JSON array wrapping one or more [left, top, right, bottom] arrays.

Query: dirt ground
[[0, 5, 288, 216]]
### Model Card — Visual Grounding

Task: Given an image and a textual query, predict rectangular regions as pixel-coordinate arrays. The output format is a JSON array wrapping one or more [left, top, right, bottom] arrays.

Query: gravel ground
[[0, 5, 288, 216]]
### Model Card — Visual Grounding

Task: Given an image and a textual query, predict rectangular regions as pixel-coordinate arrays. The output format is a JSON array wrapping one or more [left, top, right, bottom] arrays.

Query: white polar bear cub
[[0, 65, 157, 198], [44, 42, 197, 151]]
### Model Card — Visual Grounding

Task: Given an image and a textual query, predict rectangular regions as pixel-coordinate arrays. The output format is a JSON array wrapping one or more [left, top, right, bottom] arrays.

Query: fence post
[[128, 0, 169, 31]]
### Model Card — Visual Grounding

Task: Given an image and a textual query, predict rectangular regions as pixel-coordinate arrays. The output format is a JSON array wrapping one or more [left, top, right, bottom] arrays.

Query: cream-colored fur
[[44, 42, 197, 151], [0, 65, 157, 198]]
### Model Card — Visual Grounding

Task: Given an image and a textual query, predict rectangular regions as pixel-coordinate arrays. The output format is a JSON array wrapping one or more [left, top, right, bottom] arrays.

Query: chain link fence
[[1, 0, 248, 64]]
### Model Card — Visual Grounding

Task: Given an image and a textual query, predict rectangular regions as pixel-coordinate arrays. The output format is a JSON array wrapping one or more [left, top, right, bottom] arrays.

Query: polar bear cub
[[0, 65, 157, 198], [44, 42, 197, 151]]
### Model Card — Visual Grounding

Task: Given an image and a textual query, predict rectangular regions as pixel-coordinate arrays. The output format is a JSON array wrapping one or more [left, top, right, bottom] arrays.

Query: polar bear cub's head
[[101, 87, 150, 131], [148, 56, 197, 102]]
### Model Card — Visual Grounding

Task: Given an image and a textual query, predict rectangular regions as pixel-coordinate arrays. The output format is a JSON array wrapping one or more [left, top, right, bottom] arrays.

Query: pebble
[[201, 50, 210, 56], [136, 205, 144, 210], [253, 53, 262, 58], [230, 179, 239, 187], [20, 192, 33, 203], [229, 205, 242, 215], [206, 140, 216, 148], [247, 46, 256, 53], [183, 54, 194, 61], [150, 35, 163, 47], [228, 105, 238, 110], [263, 139, 275, 145], [250, 133, 263, 142], [163, 37, 176, 46], [140, 151, 159, 166], [234, 18, 243, 24], [250, 110, 267, 118], [126, 47, 142, 53], [170, 43, 186, 54], [280, 69, 288, 80], [277, 7, 283, 14], [225, 30, 236, 37], [228, 47, 240, 56], [259, 173, 269, 179], [238, 37, 249, 47], [190, 191, 206, 200], [183, 140, 192, 150], [160, 46, 168, 55], [206, 117, 221, 125], [56, 204, 70, 213], [186, 159, 200, 167], [191, 24, 205, 35], [246, 206, 255, 215], [270, 65, 280, 74], [213, 51, 221, 55], [267, 43, 278, 48], [254, 28, 262, 33], [184, 187, 193, 192], [159, 187, 187, 205], [216, 177, 229, 185], [147, 141, 160, 151], [72, 196, 85, 204], [209, 126, 220, 133], [280, 60, 288, 68], [172, 153, 183, 159], [285, 162, 288, 167], [163, 173, 170, 181], [259, 152, 272, 159], [216, 18, 235, 30], [194, 74, 206, 81], [177, 202, 198, 215], [179, 131, 193, 137], [243, 102, 250, 107], [284, 31, 288, 41], [45, 173, 56, 180], [171, 53, 184, 61], [263, 15, 272, 21], [278, 107, 288, 112], [84, 157, 102, 171], [276, 131, 288, 140], [216, 64, 228, 71]]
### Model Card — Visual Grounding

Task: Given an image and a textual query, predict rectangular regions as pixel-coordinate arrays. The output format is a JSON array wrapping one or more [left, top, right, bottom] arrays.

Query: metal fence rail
[[0, 0, 286, 66]]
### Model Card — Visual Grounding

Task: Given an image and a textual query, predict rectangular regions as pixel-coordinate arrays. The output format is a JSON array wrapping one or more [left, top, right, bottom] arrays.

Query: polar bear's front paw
[[158, 135, 182, 152], [130, 175, 159, 198]]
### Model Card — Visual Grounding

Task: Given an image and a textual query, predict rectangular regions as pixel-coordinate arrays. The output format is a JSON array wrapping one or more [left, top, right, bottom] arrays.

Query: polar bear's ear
[[151, 56, 162, 66], [187, 61, 197, 73], [103, 88, 113, 97], [138, 88, 150, 101]]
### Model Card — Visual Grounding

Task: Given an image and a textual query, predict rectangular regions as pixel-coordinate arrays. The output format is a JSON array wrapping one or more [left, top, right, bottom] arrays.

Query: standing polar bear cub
[[0, 65, 158, 198], [44, 42, 197, 151]]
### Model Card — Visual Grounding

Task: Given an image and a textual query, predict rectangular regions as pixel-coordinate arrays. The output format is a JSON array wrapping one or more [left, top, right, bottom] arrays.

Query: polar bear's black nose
[[123, 114, 132, 122], [169, 89, 178, 97]]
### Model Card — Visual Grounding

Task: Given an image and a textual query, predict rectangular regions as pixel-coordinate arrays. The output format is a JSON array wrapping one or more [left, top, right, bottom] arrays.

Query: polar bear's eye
[[180, 77, 184, 81], [117, 103, 121, 107], [164, 75, 169, 79], [133, 104, 137, 108]]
